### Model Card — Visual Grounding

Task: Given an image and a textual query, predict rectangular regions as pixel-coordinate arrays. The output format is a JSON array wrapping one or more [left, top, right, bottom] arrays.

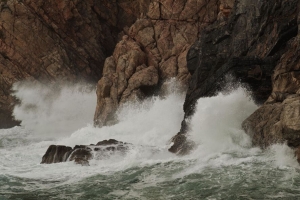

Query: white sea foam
[[1, 80, 298, 186]]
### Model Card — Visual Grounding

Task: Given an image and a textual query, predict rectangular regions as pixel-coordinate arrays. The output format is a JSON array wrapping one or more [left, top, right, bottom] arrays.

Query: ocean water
[[1, 81, 300, 200]]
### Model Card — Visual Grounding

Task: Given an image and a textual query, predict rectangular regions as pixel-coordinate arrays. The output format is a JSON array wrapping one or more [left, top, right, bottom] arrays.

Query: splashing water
[[12, 81, 96, 138], [1, 81, 300, 200]]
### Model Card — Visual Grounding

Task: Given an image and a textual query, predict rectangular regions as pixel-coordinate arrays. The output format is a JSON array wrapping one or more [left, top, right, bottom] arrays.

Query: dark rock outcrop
[[41, 145, 72, 164], [170, 0, 300, 154], [41, 139, 129, 166]]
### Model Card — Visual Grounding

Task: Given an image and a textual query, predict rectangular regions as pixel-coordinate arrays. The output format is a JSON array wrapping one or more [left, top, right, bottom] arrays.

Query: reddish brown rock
[[94, 0, 228, 127], [0, 0, 153, 128]]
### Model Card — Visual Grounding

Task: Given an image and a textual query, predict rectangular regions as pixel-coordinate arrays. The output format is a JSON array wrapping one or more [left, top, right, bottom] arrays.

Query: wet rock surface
[[41, 145, 72, 164], [69, 147, 93, 166], [170, 0, 300, 155], [168, 133, 194, 155], [41, 139, 129, 166]]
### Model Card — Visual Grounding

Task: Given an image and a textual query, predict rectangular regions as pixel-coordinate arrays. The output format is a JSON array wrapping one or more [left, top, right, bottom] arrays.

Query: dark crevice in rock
[[268, 20, 298, 56], [140, 84, 160, 97]]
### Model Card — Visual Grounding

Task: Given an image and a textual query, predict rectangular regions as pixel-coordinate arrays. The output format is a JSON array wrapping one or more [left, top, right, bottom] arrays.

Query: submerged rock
[[68, 146, 93, 166], [41, 139, 130, 166]]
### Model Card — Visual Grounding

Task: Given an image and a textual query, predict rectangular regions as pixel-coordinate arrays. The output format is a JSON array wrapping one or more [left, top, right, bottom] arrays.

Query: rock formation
[[242, 10, 300, 151], [94, 0, 234, 126], [41, 145, 72, 164], [170, 0, 300, 154], [0, 0, 152, 128], [41, 139, 129, 166], [3, 0, 300, 162]]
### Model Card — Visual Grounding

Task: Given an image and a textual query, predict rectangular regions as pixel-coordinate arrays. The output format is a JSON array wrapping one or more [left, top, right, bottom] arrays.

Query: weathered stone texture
[[94, 0, 231, 126]]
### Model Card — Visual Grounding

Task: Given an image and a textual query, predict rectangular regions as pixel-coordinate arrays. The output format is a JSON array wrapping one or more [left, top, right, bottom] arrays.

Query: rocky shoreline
[[0, 0, 300, 163]]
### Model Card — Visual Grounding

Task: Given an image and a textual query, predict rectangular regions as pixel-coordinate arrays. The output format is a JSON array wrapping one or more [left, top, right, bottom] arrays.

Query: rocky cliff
[[0, 0, 152, 128], [94, 0, 234, 126], [170, 0, 300, 155], [3, 0, 300, 161]]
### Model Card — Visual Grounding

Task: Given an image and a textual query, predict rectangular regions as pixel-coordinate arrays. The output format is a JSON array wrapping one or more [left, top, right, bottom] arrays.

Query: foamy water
[[1, 81, 300, 199]]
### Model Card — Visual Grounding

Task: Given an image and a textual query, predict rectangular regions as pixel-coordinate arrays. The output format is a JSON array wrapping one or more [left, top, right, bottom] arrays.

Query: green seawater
[[2, 86, 300, 200], [1, 159, 300, 200]]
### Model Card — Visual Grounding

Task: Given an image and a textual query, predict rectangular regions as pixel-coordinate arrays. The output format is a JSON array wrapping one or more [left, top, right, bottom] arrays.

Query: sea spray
[[1, 81, 300, 199], [189, 87, 257, 154], [12, 81, 96, 138]]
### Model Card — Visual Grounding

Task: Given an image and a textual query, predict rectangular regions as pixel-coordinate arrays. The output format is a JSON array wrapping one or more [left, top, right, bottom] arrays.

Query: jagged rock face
[[0, 0, 152, 128], [94, 0, 232, 126], [170, 0, 299, 154]]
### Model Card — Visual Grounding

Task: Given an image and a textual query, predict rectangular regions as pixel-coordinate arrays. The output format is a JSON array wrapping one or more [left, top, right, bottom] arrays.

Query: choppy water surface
[[1, 82, 300, 199]]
